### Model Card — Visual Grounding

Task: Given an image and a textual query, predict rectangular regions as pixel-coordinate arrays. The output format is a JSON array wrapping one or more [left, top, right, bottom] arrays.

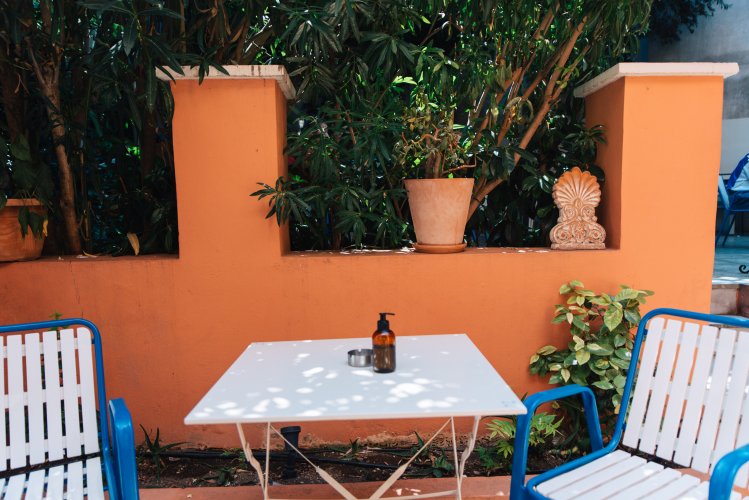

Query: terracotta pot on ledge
[[0, 199, 46, 262], [405, 178, 474, 254]]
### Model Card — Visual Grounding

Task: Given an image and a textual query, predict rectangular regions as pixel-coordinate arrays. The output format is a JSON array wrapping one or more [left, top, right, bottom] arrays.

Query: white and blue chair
[[0, 318, 138, 499], [511, 308, 749, 500], [717, 176, 749, 246]]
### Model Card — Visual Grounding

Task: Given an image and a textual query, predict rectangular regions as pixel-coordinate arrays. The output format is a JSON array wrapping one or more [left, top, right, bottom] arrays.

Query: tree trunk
[[37, 63, 82, 254]]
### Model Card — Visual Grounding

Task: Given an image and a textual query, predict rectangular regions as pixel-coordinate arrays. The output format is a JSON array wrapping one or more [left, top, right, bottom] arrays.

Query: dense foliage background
[[0, 0, 724, 254]]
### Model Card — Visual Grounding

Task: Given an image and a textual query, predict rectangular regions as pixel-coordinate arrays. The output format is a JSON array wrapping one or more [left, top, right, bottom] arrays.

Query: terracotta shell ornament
[[550, 167, 606, 250]]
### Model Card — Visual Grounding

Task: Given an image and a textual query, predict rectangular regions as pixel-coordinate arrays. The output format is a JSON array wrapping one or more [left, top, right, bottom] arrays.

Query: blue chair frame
[[717, 176, 749, 246], [510, 308, 749, 500], [0, 319, 139, 500]]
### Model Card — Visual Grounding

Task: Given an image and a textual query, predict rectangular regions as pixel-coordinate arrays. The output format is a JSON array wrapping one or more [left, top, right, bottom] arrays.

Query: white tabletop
[[185, 334, 526, 425]]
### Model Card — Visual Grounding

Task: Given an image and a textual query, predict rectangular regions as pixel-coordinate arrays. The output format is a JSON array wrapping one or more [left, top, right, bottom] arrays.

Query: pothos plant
[[530, 281, 653, 438]]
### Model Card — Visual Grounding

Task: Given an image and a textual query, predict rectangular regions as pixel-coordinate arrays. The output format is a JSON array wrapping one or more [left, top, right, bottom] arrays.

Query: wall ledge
[[284, 247, 621, 259], [574, 62, 739, 98], [156, 65, 296, 100]]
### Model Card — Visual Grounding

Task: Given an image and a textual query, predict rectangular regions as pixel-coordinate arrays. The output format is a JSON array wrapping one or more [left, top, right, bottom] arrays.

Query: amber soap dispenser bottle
[[372, 312, 396, 373]]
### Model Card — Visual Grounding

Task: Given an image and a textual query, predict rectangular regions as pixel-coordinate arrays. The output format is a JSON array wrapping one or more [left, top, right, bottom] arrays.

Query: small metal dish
[[348, 348, 373, 367]]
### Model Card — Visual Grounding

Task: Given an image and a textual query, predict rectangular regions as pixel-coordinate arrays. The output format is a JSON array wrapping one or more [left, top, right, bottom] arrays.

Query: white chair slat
[[60, 329, 83, 457], [4, 474, 24, 500], [7, 336, 26, 469], [713, 333, 749, 474], [622, 317, 666, 448], [728, 337, 749, 489], [26, 469, 46, 498], [24, 333, 46, 465], [76, 328, 100, 454], [0, 337, 7, 472], [607, 468, 682, 500], [640, 320, 683, 454], [674, 325, 719, 466], [575, 459, 660, 500], [656, 322, 699, 461], [43, 330, 65, 461], [681, 481, 710, 500], [692, 328, 738, 472], [550, 456, 646, 500], [66, 461, 85, 500], [639, 473, 700, 500], [46, 465, 65, 499], [85, 457, 106, 500], [536, 449, 631, 496], [734, 376, 749, 488]]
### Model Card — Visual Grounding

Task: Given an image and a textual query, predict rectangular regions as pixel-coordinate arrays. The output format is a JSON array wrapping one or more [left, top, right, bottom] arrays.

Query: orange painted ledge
[[140, 476, 513, 499]]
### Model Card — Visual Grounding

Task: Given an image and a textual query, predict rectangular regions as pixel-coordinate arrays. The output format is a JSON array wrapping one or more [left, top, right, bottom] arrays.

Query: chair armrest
[[510, 385, 603, 500], [109, 398, 140, 500], [710, 444, 749, 500]]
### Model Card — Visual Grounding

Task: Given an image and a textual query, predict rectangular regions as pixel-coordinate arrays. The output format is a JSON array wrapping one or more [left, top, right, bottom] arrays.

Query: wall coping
[[156, 65, 296, 100], [574, 62, 739, 98]]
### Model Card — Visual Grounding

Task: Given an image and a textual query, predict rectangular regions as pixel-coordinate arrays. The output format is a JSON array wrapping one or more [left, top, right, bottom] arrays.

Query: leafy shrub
[[488, 412, 562, 460], [530, 281, 653, 438]]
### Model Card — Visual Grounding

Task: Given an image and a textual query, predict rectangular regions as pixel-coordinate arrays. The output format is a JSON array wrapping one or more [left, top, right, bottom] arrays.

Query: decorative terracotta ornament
[[550, 167, 606, 250]]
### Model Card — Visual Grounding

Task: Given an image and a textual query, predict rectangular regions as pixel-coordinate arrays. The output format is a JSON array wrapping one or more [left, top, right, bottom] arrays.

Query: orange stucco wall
[[0, 70, 724, 447]]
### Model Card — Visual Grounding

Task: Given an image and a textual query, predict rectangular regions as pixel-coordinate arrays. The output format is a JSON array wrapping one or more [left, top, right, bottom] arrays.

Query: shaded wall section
[[0, 65, 727, 446]]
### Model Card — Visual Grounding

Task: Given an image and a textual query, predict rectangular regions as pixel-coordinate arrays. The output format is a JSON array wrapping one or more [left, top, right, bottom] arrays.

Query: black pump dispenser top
[[377, 312, 395, 331]]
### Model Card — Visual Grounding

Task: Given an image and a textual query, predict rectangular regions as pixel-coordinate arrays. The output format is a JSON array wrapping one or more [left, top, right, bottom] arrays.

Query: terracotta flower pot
[[405, 178, 474, 253], [0, 199, 46, 262]]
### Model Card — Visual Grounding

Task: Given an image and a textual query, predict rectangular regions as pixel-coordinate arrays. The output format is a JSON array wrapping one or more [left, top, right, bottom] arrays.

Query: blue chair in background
[[0, 318, 139, 499], [717, 175, 749, 246]]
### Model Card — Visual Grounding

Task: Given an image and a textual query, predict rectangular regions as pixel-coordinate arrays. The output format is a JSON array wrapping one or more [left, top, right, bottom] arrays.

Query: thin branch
[[443, 163, 477, 175]]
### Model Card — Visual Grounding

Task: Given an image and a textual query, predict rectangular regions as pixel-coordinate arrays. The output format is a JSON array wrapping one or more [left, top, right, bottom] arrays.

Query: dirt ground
[[138, 437, 571, 489]]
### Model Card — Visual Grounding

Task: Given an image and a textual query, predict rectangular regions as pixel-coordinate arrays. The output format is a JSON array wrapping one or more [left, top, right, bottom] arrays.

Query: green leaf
[[575, 349, 591, 365], [609, 357, 630, 370], [561, 368, 570, 383], [614, 288, 639, 301], [624, 308, 641, 325], [17, 206, 29, 237], [603, 307, 623, 331], [587, 343, 614, 356], [572, 336, 585, 351], [123, 20, 138, 56], [536, 345, 557, 356], [614, 348, 631, 360], [613, 374, 627, 388], [10, 136, 32, 162], [592, 380, 615, 390]]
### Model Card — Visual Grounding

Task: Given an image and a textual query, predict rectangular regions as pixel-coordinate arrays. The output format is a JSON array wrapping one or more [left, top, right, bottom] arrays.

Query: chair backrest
[[0, 321, 109, 473], [726, 153, 749, 190], [719, 175, 731, 209], [622, 313, 749, 487]]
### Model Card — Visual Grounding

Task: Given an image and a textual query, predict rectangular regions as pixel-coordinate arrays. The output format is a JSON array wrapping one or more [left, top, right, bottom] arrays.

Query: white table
[[185, 334, 526, 499]]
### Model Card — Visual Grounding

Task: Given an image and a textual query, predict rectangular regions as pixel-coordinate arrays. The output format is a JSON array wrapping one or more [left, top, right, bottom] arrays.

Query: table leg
[[235, 418, 478, 500], [458, 416, 481, 481], [450, 417, 462, 500], [236, 423, 268, 497]]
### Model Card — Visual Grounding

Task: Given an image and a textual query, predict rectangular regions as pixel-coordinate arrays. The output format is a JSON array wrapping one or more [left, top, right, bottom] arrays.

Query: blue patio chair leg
[[717, 211, 732, 246], [722, 213, 737, 246]]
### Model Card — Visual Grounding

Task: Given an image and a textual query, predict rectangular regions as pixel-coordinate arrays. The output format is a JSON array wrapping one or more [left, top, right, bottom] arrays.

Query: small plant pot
[[405, 178, 474, 253], [0, 199, 46, 262]]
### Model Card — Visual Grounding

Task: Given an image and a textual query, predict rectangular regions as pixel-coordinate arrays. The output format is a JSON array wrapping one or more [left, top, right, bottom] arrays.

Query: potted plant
[[396, 89, 474, 253], [0, 135, 53, 261]]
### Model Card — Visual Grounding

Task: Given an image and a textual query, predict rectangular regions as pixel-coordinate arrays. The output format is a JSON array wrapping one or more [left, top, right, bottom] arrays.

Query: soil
[[137, 437, 572, 489]]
